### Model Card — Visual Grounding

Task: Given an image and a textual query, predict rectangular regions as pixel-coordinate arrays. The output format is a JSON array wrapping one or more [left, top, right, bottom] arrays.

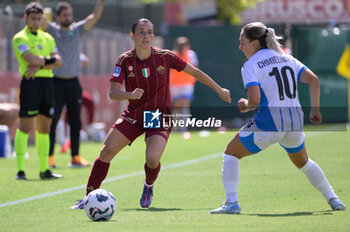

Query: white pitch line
[[0, 153, 222, 208]]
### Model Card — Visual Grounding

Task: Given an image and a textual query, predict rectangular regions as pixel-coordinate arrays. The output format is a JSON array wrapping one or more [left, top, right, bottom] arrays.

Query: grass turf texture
[[0, 126, 349, 232]]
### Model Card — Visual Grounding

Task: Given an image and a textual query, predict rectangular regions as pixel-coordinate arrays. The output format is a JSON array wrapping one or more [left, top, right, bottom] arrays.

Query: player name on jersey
[[256, 55, 292, 69]]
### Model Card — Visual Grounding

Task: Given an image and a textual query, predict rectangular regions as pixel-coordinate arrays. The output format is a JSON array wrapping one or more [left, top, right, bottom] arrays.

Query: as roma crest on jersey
[[142, 68, 150, 78], [157, 66, 165, 75]]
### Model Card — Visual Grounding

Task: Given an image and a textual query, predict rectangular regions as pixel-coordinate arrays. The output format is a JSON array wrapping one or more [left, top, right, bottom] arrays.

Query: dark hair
[[56, 1, 72, 16], [25, 2, 43, 16], [131, 18, 153, 33], [242, 22, 283, 54]]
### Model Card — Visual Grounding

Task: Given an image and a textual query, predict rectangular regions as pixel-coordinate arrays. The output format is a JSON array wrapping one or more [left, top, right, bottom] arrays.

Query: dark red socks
[[144, 162, 161, 186], [86, 158, 110, 195]]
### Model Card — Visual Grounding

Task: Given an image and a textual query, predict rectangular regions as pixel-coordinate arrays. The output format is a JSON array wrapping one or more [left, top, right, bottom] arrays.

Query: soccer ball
[[84, 189, 117, 221]]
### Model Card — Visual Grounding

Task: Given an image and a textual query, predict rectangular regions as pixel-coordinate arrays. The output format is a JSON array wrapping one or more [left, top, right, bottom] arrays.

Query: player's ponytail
[[265, 27, 284, 54], [242, 22, 284, 54]]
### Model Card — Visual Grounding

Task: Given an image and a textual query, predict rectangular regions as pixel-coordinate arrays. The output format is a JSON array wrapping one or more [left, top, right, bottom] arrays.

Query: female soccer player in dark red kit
[[71, 18, 231, 209]]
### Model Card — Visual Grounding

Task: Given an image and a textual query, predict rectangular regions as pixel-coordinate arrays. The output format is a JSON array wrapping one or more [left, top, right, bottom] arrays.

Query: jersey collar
[[24, 26, 40, 37], [133, 47, 154, 62]]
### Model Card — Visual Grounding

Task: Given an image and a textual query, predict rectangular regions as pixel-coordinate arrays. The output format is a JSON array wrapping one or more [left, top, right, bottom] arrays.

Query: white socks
[[300, 159, 337, 202], [222, 154, 240, 203], [222, 155, 337, 204]]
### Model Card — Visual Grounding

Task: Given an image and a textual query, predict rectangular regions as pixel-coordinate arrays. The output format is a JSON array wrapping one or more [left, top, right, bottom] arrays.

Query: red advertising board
[[241, 0, 350, 24]]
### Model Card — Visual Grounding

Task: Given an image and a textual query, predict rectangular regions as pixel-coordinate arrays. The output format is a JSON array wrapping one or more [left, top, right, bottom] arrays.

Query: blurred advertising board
[[241, 0, 350, 24]]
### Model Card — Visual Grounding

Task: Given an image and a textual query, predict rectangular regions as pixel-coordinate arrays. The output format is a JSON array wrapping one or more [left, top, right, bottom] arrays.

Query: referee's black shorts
[[19, 77, 55, 118]]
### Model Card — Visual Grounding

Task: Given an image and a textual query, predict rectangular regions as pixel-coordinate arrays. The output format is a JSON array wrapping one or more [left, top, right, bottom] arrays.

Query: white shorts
[[171, 84, 194, 101], [239, 119, 305, 154]]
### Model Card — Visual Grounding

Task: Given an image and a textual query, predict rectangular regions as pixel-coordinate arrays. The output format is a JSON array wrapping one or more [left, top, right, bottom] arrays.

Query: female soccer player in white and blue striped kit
[[210, 22, 346, 214]]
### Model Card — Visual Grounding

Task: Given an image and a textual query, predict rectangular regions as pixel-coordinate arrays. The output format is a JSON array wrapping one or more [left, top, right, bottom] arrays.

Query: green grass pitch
[[0, 126, 349, 232]]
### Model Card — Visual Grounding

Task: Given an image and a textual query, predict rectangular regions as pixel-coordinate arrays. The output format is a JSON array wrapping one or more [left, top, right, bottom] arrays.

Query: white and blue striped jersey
[[241, 49, 307, 131]]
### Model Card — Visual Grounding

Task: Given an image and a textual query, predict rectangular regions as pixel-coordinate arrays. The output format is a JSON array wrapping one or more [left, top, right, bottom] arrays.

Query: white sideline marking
[[0, 153, 222, 208]]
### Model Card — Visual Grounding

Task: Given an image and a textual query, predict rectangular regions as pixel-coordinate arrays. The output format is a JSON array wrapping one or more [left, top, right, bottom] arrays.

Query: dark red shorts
[[112, 117, 171, 143]]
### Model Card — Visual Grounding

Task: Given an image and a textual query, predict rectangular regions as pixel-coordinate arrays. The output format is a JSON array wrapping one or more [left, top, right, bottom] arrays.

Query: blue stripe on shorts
[[239, 132, 261, 154], [280, 142, 305, 153]]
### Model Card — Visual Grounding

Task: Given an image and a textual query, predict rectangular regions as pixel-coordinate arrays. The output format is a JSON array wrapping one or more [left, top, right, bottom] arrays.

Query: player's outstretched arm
[[183, 63, 231, 103], [299, 68, 322, 124], [84, 0, 105, 31], [109, 82, 144, 101]]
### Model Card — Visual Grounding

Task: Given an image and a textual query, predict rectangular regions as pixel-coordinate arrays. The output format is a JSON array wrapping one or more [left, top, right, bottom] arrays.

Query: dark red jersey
[[110, 47, 187, 121]]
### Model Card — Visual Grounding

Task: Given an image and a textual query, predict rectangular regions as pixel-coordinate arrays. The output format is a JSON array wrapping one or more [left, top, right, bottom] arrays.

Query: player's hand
[[218, 88, 231, 103], [310, 107, 322, 124], [130, 88, 144, 100], [24, 65, 40, 80], [238, 98, 249, 113]]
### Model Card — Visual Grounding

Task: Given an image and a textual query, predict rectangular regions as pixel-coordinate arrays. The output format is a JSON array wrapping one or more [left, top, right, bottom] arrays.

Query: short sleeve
[[292, 56, 307, 82], [13, 37, 30, 56], [110, 65, 125, 84], [53, 44, 58, 54], [46, 33, 57, 54], [110, 55, 125, 84], [241, 62, 259, 90], [47, 22, 58, 35], [74, 20, 86, 34], [168, 51, 187, 71]]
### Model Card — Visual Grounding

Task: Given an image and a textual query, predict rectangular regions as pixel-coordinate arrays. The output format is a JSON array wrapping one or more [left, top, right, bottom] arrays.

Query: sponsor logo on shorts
[[27, 110, 39, 116], [124, 117, 137, 124], [143, 109, 161, 128], [116, 118, 123, 124], [113, 66, 121, 77]]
